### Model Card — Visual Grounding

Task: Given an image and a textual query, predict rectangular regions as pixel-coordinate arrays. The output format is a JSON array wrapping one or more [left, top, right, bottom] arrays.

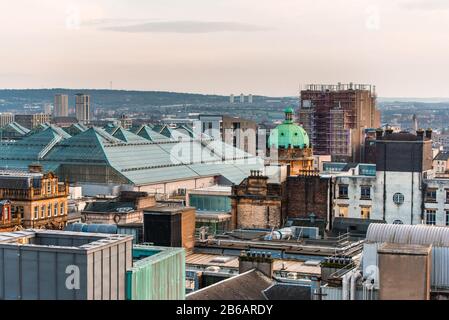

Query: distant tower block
[[413, 114, 418, 132], [230, 94, 235, 104], [248, 94, 253, 104], [240, 93, 245, 103]]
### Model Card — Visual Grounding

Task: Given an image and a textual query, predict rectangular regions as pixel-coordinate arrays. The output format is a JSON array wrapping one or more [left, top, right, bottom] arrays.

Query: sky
[[1, 0, 449, 97]]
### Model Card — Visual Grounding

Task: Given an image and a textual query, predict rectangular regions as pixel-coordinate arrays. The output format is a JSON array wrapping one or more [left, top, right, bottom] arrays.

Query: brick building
[[286, 173, 333, 231]]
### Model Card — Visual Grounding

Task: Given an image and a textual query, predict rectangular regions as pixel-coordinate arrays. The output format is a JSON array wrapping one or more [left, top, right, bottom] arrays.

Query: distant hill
[[0, 89, 273, 110]]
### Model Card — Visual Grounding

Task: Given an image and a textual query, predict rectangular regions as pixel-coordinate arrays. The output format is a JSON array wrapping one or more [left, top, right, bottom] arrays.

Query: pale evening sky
[[1, 0, 449, 97]]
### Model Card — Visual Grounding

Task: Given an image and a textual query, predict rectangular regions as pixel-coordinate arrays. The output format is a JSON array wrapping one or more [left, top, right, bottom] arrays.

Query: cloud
[[83, 19, 271, 33], [398, 0, 449, 11]]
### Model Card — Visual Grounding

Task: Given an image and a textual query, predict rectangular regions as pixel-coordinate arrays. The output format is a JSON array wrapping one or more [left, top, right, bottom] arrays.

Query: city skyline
[[2, 0, 449, 97]]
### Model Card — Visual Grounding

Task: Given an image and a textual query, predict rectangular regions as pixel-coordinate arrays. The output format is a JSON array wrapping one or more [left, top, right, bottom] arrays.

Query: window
[[60, 202, 65, 216], [338, 206, 348, 217], [41, 205, 45, 218], [425, 209, 436, 225], [4, 207, 9, 221], [47, 182, 52, 194], [425, 189, 437, 202], [445, 190, 449, 203], [361, 206, 371, 219], [393, 193, 404, 205], [34, 207, 39, 220], [338, 185, 349, 198], [47, 204, 52, 217], [360, 186, 371, 200], [446, 210, 449, 226], [54, 202, 58, 216]]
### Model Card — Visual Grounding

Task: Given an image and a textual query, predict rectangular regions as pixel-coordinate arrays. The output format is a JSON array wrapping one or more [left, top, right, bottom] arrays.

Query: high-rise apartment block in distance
[[248, 94, 253, 104], [0, 113, 14, 127], [54, 94, 68, 117], [299, 83, 381, 162], [75, 93, 90, 124], [240, 93, 245, 103], [230, 94, 235, 104]]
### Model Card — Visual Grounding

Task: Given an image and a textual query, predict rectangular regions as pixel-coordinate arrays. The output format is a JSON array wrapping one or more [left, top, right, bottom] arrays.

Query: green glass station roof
[[0, 124, 263, 186]]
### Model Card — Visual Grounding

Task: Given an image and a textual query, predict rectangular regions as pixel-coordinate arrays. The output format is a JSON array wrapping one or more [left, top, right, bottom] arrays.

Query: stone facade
[[231, 171, 285, 229]]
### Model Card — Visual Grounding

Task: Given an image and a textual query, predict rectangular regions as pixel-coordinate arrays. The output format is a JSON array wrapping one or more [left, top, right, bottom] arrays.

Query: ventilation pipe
[[350, 270, 362, 300], [342, 271, 352, 300]]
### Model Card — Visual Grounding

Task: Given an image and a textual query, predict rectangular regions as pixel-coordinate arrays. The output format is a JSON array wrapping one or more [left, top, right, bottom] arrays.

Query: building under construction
[[299, 83, 381, 162]]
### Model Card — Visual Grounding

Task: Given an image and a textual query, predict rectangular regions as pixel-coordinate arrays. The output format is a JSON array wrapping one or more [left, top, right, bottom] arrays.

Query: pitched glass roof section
[[0, 124, 263, 186], [63, 123, 89, 136], [45, 128, 110, 163], [1, 122, 30, 136], [134, 125, 172, 142], [0, 127, 70, 162], [112, 127, 149, 143]]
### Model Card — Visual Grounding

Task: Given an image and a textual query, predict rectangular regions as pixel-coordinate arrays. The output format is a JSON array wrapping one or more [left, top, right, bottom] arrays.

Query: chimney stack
[[239, 251, 274, 278], [376, 129, 383, 140], [417, 129, 424, 139], [425, 128, 433, 140]]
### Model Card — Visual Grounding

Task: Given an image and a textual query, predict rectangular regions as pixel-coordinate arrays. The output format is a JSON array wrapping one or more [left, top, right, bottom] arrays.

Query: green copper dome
[[268, 107, 310, 149]]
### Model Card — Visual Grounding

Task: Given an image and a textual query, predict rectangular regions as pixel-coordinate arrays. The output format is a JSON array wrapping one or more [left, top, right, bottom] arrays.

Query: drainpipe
[[350, 270, 362, 300], [342, 271, 352, 300]]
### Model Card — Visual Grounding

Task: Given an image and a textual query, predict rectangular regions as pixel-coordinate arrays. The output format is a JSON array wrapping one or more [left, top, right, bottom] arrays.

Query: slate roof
[[262, 283, 312, 300], [83, 201, 136, 213], [186, 269, 273, 300], [434, 151, 449, 161]]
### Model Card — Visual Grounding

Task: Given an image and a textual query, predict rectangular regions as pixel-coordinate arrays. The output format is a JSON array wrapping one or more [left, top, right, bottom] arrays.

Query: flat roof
[[188, 185, 232, 195], [378, 243, 432, 256], [0, 229, 133, 253], [143, 205, 195, 215], [185, 253, 321, 275]]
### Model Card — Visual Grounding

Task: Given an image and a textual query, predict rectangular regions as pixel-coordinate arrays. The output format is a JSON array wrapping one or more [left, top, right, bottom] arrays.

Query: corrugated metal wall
[[321, 286, 377, 300], [127, 246, 186, 300]]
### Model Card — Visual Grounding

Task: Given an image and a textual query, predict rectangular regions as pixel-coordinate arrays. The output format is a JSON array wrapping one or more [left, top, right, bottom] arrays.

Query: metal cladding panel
[[321, 286, 369, 300], [321, 286, 342, 300], [118, 242, 126, 300], [102, 248, 111, 300], [21, 250, 39, 299], [110, 246, 118, 300], [3, 249, 20, 300], [432, 247, 449, 289], [127, 247, 186, 300], [93, 251, 102, 300], [86, 252, 94, 300], [39, 252, 57, 300], [366, 223, 449, 246]]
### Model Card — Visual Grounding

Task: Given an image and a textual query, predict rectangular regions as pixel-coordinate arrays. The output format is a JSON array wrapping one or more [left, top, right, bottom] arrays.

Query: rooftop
[[0, 124, 264, 186], [189, 185, 232, 195], [186, 269, 273, 300], [0, 229, 132, 253]]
